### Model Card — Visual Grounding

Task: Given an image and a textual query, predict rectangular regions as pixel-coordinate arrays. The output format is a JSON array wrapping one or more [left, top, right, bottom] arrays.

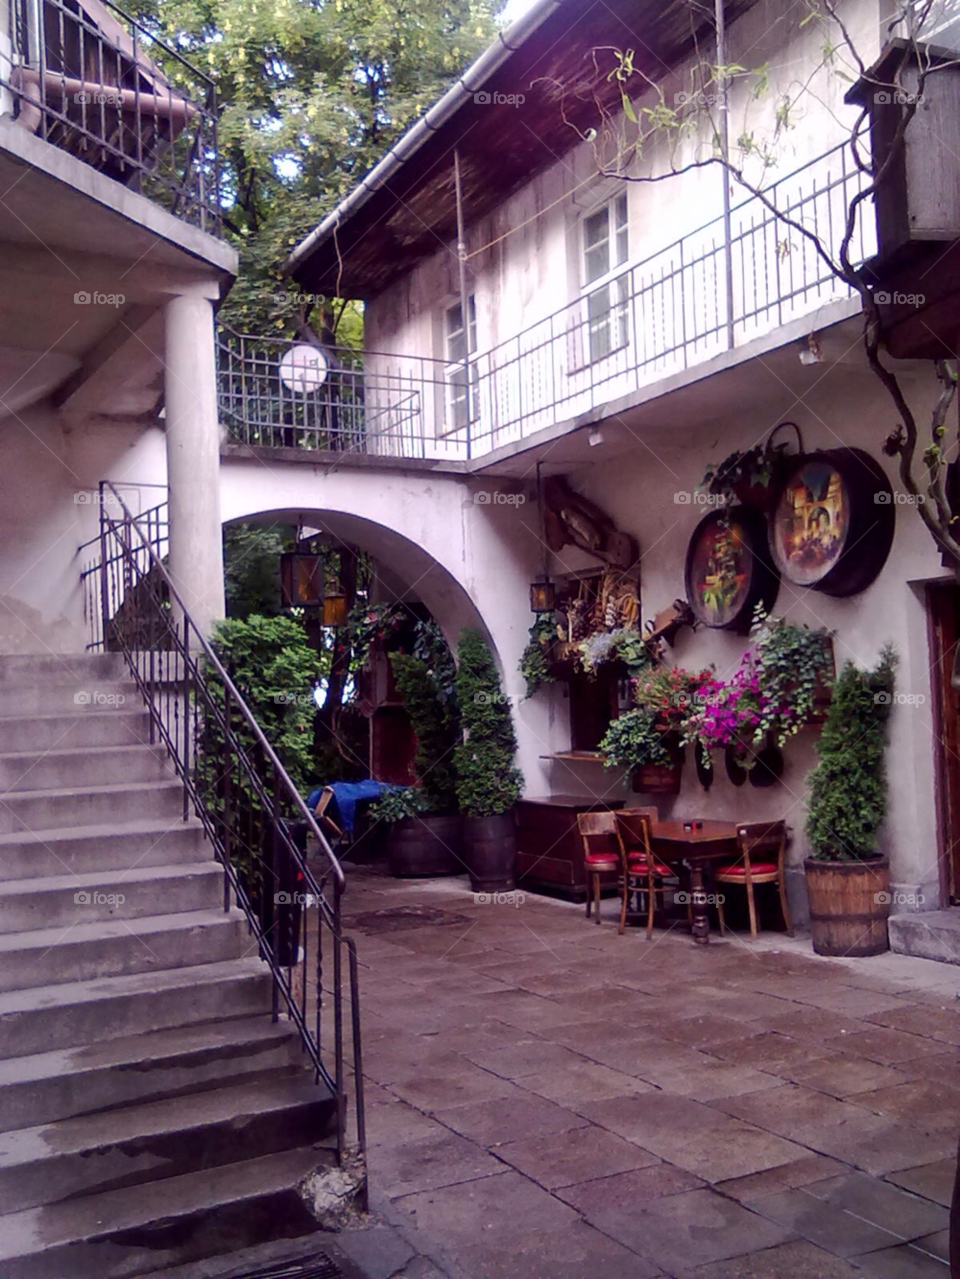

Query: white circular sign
[[279, 344, 329, 393]]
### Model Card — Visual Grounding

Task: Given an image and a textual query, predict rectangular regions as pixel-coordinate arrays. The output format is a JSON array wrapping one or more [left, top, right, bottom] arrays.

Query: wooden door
[[928, 582, 960, 902]]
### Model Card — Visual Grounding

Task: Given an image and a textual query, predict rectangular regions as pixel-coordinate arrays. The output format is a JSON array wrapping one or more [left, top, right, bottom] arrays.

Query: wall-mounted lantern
[[529, 574, 556, 613], [323, 589, 348, 627]]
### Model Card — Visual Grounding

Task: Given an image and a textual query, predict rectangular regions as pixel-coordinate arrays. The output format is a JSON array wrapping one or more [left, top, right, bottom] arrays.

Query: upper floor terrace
[[0, 0, 220, 234], [219, 142, 874, 469]]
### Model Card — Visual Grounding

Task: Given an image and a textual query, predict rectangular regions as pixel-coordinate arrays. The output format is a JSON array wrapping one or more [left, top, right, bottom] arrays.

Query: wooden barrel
[[804, 857, 891, 956], [387, 814, 464, 878], [464, 812, 516, 892]]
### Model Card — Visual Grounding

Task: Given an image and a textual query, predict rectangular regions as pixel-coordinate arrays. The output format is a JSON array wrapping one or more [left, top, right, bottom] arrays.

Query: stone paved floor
[[332, 866, 959, 1279]]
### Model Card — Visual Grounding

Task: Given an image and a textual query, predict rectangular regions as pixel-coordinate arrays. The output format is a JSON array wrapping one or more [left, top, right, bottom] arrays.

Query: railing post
[[98, 481, 110, 652], [222, 683, 232, 913]]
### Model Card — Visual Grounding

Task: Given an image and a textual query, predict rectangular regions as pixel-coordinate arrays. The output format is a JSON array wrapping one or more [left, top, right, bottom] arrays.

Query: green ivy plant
[[598, 707, 672, 776], [520, 615, 558, 698], [751, 611, 835, 746], [454, 629, 524, 818], [390, 652, 460, 813], [805, 646, 897, 862], [368, 786, 428, 824]]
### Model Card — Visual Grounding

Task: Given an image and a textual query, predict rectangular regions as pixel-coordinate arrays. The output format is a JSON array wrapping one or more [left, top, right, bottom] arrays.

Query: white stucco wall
[[0, 405, 166, 653]]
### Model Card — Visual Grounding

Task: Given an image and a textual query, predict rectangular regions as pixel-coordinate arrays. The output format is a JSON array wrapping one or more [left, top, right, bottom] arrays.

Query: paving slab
[[748, 1185, 905, 1256], [493, 1121, 659, 1189], [556, 1162, 707, 1214], [851, 1241, 951, 1276], [801, 1170, 949, 1240], [453, 1219, 665, 1279], [681, 1238, 869, 1278], [887, 1158, 958, 1208], [367, 1129, 503, 1199], [716, 1154, 850, 1203], [598, 1187, 792, 1272]]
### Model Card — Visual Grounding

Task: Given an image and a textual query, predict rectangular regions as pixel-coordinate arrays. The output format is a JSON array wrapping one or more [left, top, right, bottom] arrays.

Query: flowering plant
[[681, 656, 771, 766], [632, 665, 714, 729]]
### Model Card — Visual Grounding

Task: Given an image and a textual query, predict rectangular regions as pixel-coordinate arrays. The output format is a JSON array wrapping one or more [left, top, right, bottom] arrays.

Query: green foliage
[[390, 653, 460, 813], [454, 629, 523, 818], [805, 646, 897, 862], [519, 615, 557, 698], [223, 521, 291, 619], [369, 786, 428, 823], [752, 612, 834, 746], [208, 614, 319, 792], [136, 0, 501, 333], [578, 627, 651, 676], [598, 707, 672, 773], [410, 619, 458, 708]]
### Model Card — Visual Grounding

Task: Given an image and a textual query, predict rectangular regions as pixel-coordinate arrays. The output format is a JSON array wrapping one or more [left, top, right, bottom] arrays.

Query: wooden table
[[649, 819, 738, 944]]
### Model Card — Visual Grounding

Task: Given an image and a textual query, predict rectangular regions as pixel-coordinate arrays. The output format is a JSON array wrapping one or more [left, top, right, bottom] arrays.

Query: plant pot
[[804, 855, 891, 957], [464, 811, 516, 892], [631, 762, 683, 794], [387, 814, 464, 878]]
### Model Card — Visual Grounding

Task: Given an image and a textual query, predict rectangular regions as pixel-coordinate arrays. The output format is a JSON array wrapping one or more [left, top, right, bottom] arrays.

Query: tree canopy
[[140, 0, 503, 334]]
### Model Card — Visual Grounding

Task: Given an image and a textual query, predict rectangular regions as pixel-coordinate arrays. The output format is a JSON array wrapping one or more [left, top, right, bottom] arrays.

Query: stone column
[[163, 289, 224, 637]]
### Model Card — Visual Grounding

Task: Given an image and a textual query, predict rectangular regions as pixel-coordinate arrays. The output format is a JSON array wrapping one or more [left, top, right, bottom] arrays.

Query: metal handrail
[[91, 480, 365, 1184], [216, 141, 870, 460], [1, 0, 221, 233]]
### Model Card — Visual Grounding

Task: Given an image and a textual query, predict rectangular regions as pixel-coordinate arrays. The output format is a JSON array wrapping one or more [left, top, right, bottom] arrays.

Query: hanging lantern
[[529, 574, 556, 613], [280, 551, 324, 608], [323, 590, 348, 627]]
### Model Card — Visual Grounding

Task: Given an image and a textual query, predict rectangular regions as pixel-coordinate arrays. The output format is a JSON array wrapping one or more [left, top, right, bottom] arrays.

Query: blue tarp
[[306, 780, 398, 836]]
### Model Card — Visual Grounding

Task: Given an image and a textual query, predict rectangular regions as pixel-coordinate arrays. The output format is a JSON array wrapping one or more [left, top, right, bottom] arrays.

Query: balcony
[[0, 0, 220, 233], [218, 143, 872, 464]]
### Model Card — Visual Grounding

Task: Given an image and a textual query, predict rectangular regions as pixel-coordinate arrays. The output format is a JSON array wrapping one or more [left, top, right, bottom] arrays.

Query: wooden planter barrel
[[387, 814, 464, 878], [464, 811, 516, 892], [804, 856, 891, 956]]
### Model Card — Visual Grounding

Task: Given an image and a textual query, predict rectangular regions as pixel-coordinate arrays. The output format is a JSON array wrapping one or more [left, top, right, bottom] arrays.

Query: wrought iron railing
[[217, 143, 872, 460], [80, 481, 365, 1189], [0, 0, 221, 233]]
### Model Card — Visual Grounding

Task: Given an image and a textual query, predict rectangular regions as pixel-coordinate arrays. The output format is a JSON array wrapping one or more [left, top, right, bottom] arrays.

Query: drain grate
[[348, 904, 472, 933], [230, 1253, 345, 1279]]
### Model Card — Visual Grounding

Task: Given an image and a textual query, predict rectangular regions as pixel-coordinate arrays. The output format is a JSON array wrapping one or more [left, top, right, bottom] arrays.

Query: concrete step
[[0, 862, 224, 933], [0, 1072, 336, 1213], [0, 816, 208, 881], [0, 1145, 328, 1279], [0, 958, 274, 1059], [0, 707, 152, 752], [0, 743, 171, 794], [0, 778, 184, 834], [0, 907, 248, 992], [0, 1016, 302, 1132], [0, 653, 127, 684], [0, 680, 140, 717], [889, 908, 960, 965]]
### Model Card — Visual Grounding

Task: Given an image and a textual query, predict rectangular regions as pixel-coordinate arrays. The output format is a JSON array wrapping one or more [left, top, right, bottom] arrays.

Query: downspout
[[716, 0, 735, 348], [454, 146, 473, 460]]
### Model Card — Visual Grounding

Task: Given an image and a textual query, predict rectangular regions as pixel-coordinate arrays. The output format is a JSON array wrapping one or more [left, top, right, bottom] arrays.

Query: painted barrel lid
[[684, 505, 779, 633], [768, 448, 895, 596]]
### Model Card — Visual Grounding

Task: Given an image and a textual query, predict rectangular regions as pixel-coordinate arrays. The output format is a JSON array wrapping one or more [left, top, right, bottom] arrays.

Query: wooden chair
[[616, 807, 684, 936], [576, 811, 623, 925], [715, 821, 793, 938]]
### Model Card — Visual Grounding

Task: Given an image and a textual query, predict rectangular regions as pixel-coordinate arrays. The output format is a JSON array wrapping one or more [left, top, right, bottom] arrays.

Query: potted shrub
[[386, 652, 464, 877], [454, 629, 524, 892], [599, 706, 683, 795], [804, 646, 897, 957], [368, 786, 433, 874], [520, 615, 559, 698]]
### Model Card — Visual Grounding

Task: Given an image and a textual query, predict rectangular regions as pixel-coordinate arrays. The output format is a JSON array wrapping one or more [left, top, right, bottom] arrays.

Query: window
[[443, 296, 478, 431], [581, 192, 630, 362]]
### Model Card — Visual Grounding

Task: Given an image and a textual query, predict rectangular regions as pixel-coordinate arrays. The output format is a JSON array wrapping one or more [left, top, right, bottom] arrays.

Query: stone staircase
[[0, 654, 339, 1278]]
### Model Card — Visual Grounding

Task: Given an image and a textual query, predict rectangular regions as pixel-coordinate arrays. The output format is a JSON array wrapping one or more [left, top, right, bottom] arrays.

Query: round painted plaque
[[769, 449, 894, 596], [684, 506, 779, 633]]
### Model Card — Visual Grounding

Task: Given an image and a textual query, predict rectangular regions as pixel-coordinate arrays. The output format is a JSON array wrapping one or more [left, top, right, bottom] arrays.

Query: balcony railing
[[0, 0, 220, 233], [218, 143, 871, 462]]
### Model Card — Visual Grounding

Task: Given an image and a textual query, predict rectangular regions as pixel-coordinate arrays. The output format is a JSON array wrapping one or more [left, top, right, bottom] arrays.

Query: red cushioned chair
[[616, 807, 683, 937], [577, 810, 623, 926], [715, 821, 793, 938]]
